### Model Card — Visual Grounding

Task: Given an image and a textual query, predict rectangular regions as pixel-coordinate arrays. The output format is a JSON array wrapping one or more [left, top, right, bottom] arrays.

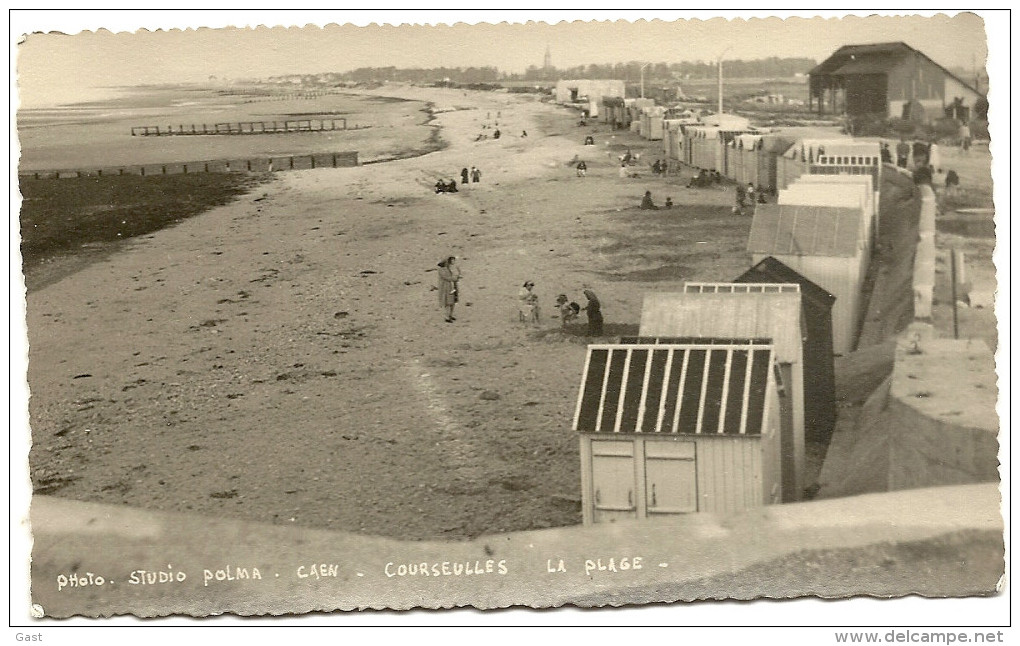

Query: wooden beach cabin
[[575, 341, 783, 525], [640, 106, 666, 141], [640, 288, 805, 502], [735, 257, 837, 443], [748, 204, 868, 355], [601, 96, 628, 129], [792, 174, 877, 245], [778, 182, 872, 260]]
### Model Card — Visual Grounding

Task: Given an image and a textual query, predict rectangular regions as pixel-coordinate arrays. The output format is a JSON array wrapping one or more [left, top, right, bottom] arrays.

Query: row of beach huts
[[567, 92, 886, 524]]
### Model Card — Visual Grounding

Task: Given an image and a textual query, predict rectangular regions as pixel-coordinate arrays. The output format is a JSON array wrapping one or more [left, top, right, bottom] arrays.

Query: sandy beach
[[26, 84, 753, 540]]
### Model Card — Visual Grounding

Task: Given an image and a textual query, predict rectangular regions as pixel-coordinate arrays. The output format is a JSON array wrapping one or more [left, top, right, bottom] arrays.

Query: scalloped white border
[[8, 8, 1010, 632]]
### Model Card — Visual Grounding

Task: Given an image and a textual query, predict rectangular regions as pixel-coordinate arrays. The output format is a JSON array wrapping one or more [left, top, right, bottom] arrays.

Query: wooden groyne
[[19, 151, 359, 180], [130, 119, 369, 137]]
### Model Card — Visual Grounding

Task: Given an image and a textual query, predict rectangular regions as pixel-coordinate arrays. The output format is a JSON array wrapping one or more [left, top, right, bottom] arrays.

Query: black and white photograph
[[10, 9, 1009, 634]]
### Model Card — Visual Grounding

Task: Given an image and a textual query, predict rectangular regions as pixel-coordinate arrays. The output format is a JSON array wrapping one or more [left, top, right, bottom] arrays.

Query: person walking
[[734, 183, 747, 215], [471, 167, 481, 183], [582, 289, 603, 337], [928, 138, 942, 173], [896, 137, 910, 168], [437, 256, 461, 323], [959, 122, 972, 152], [461, 167, 469, 185]]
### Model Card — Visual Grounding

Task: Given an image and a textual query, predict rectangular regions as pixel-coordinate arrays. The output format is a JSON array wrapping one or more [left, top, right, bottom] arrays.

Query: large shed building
[[808, 42, 984, 121]]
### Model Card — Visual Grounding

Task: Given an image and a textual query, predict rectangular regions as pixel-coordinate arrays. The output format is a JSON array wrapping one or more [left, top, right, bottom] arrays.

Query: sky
[[12, 10, 995, 108]]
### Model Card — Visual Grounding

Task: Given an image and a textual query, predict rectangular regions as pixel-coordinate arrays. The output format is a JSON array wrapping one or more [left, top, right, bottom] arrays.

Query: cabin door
[[776, 363, 797, 502], [644, 440, 698, 515], [590, 441, 637, 523]]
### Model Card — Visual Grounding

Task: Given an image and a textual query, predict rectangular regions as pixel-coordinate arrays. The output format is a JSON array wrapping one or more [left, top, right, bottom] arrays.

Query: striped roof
[[684, 282, 800, 295], [620, 336, 772, 345], [574, 343, 774, 436], [748, 204, 863, 258]]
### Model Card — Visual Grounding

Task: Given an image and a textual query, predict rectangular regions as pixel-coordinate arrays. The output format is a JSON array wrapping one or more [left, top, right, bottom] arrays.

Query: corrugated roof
[[830, 55, 907, 76], [761, 135, 797, 155], [574, 343, 774, 436], [641, 291, 803, 364], [779, 184, 869, 213], [796, 174, 874, 192], [808, 42, 913, 76], [747, 204, 863, 258], [735, 258, 837, 307]]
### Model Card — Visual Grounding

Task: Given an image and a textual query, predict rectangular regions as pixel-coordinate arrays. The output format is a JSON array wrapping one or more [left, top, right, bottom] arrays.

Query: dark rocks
[[479, 390, 500, 401]]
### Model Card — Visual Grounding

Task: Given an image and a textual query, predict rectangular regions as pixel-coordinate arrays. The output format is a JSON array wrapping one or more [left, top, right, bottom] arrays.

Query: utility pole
[[717, 47, 732, 116], [640, 62, 650, 99]]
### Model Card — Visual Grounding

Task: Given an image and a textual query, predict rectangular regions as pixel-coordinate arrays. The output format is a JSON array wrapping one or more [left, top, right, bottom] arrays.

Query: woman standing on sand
[[582, 289, 603, 337], [438, 256, 461, 323]]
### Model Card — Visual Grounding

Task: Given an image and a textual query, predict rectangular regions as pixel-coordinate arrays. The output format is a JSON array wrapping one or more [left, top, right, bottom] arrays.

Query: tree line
[[267, 58, 817, 86]]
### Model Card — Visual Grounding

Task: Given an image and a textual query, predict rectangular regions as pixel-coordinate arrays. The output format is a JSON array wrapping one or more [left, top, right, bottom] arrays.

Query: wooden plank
[[635, 348, 656, 434], [694, 348, 713, 434], [669, 348, 693, 434], [592, 349, 612, 433], [717, 349, 734, 434], [613, 349, 634, 433]]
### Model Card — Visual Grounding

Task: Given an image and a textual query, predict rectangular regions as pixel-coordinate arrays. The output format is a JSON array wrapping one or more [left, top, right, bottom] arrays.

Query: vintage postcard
[[10, 9, 1009, 631]]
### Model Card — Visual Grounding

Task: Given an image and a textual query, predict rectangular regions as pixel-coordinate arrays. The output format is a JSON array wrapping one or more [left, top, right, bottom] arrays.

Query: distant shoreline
[[17, 85, 438, 171]]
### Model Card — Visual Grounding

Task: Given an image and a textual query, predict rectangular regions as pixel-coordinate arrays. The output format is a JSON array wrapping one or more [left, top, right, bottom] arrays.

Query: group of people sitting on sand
[[687, 169, 722, 188], [515, 281, 604, 336], [619, 149, 640, 166], [475, 125, 502, 142], [435, 166, 483, 194], [640, 191, 673, 210], [434, 179, 459, 194]]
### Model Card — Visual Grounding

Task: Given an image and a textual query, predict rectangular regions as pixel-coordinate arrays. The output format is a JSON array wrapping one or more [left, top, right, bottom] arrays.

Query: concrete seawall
[[28, 483, 1003, 617], [819, 168, 1000, 500]]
